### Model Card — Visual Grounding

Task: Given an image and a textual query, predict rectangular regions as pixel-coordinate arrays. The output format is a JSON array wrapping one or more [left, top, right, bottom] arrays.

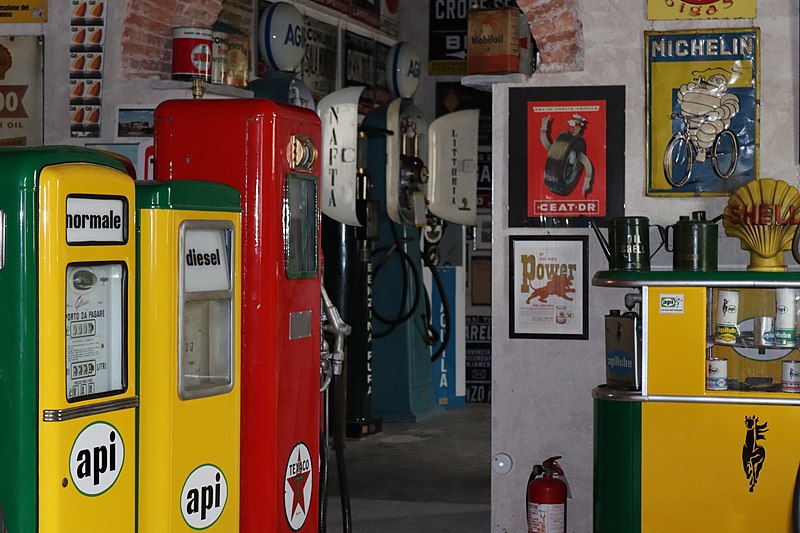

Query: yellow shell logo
[[723, 178, 800, 271]]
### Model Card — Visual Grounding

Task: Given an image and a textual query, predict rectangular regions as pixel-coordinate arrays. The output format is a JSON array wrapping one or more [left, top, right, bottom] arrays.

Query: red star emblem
[[288, 455, 310, 515]]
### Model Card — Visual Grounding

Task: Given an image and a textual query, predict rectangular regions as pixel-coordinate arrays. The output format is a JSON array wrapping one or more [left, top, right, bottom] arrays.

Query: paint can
[[713, 289, 739, 345], [775, 288, 797, 347], [171, 27, 212, 81], [211, 31, 229, 85], [782, 360, 800, 392], [706, 358, 727, 391]]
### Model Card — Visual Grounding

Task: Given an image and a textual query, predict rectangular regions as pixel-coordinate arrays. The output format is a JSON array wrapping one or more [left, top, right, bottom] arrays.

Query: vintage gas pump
[[364, 43, 479, 421], [0, 146, 137, 533], [153, 98, 322, 533], [136, 180, 242, 531], [318, 86, 382, 438], [248, 1, 315, 110]]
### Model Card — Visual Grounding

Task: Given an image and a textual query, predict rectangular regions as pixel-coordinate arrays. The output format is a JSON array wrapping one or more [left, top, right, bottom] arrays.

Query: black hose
[[318, 429, 329, 533], [332, 374, 352, 532], [372, 225, 423, 337], [425, 261, 451, 363]]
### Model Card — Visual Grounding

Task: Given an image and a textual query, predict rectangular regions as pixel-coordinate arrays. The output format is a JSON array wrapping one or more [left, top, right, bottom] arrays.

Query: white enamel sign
[[180, 464, 228, 529], [66, 196, 126, 244], [69, 421, 125, 496], [284, 442, 313, 530]]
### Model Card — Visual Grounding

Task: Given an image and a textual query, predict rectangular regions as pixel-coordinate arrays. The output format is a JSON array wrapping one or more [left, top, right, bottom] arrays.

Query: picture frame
[[116, 106, 155, 141], [473, 213, 492, 251], [509, 235, 588, 339], [470, 255, 492, 307], [507, 86, 625, 228]]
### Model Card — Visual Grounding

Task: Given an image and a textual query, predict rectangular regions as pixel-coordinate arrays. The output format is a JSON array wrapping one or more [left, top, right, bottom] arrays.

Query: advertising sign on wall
[[647, 0, 756, 20], [0, 36, 42, 146], [646, 28, 759, 196]]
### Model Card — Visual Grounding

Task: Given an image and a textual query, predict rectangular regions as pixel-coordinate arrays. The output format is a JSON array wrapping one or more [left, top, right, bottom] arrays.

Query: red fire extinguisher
[[527, 456, 569, 533]]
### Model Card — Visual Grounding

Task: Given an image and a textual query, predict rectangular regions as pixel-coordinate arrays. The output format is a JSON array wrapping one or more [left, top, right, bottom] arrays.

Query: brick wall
[[517, 0, 584, 73], [120, 0, 224, 80]]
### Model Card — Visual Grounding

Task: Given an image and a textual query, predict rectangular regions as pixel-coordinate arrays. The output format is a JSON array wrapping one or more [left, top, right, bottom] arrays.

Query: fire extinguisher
[[527, 456, 569, 533]]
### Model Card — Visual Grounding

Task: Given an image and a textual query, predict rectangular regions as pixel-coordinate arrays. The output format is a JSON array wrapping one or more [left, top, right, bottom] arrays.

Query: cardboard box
[[467, 7, 535, 75]]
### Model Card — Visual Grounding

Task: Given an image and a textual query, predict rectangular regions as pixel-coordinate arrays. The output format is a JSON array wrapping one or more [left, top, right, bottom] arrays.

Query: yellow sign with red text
[[0, 1, 46, 22], [648, 0, 755, 20]]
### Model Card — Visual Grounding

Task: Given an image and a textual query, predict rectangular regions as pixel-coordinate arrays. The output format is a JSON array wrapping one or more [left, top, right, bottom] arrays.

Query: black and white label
[[69, 421, 124, 496], [66, 196, 125, 244], [180, 464, 228, 529], [184, 228, 231, 293]]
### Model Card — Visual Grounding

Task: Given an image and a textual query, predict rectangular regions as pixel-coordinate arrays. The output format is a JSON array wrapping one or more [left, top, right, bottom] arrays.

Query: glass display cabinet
[[592, 271, 800, 533]]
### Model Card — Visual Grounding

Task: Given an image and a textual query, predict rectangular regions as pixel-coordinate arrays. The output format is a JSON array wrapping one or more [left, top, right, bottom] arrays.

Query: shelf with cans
[[594, 270, 800, 402]]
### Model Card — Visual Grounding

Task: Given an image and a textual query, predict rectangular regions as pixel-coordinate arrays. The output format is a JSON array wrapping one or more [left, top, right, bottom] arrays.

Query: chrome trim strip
[[43, 396, 139, 422], [646, 394, 800, 406], [592, 387, 644, 402]]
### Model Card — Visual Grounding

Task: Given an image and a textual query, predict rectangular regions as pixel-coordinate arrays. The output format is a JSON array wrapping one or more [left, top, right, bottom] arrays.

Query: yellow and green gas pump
[[0, 146, 138, 533], [136, 180, 242, 532]]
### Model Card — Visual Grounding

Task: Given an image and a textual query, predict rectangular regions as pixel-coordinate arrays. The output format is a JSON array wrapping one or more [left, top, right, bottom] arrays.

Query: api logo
[[659, 293, 684, 314], [181, 464, 228, 529], [69, 421, 124, 496]]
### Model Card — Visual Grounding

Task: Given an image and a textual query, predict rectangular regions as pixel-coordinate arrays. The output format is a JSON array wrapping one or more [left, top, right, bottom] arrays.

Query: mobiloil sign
[[0, 146, 137, 533], [136, 180, 242, 531], [154, 98, 322, 533]]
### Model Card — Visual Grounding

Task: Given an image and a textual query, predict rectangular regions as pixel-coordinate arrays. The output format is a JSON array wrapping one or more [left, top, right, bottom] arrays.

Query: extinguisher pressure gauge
[[288, 134, 318, 172]]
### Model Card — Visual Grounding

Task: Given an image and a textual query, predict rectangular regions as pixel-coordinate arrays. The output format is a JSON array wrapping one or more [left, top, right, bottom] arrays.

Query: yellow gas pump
[[0, 146, 138, 533], [136, 180, 242, 531]]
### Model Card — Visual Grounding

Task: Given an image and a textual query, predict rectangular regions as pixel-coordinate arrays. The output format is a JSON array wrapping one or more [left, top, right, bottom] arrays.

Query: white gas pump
[[364, 42, 479, 421]]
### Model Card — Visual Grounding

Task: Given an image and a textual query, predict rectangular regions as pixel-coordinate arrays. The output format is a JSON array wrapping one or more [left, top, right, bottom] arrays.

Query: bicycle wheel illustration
[[663, 133, 694, 188], [544, 132, 587, 196], [711, 129, 738, 179]]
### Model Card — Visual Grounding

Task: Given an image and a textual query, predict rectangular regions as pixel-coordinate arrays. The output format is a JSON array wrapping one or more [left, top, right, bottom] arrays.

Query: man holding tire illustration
[[540, 114, 594, 197]]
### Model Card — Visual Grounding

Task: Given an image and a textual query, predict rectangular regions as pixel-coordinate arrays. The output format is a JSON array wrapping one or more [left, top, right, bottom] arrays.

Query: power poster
[[647, 0, 756, 20], [508, 86, 625, 228], [509, 235, 588, 339], [646, 28, 759, 196]]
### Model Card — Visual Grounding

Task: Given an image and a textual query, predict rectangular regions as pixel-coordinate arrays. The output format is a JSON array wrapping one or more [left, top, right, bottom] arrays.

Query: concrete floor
[[322, 403, 491, 532]]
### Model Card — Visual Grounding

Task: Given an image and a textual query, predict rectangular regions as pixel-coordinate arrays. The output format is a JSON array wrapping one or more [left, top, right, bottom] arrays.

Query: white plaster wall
[[490, 2, 799, 532]]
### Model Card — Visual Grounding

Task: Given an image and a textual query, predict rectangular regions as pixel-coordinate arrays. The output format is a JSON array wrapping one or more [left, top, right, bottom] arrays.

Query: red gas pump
[[153, 98, 322, 533], [527, 456, 569, 533]]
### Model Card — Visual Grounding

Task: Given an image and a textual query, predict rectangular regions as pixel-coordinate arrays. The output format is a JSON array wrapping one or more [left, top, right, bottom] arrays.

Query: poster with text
[[509, 235, 588, 339], [646, 28, 759, 196], [508, 86, 625, 227], [647, 0, 756, 20], [0, 36, 42, 146]]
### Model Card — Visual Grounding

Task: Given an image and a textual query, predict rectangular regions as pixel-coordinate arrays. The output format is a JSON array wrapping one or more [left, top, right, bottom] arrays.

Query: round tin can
[[226, 33, 250, 88], [211, 31, 229, 85], [775, 288, 797, 347], [782, 360, 800, 392], [714, 289, 739, 345], [706, 358, 728, 391], [171, 27, 212, 81], [754, 316, 776, 347]]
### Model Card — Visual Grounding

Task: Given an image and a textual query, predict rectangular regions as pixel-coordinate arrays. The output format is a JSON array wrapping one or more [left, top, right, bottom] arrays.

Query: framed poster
[[508, 86, 625, 228], [0, 36, 43, 146], [116, 106, 154, 141], [509, 235, 588, 339], [646, 28, 759, 196]]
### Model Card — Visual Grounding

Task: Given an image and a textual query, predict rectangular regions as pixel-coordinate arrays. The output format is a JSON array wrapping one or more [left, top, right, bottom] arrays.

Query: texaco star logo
[[284, 442, 313, 530]]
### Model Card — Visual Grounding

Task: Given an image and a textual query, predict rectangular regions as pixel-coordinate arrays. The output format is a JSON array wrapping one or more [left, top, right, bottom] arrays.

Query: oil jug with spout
[[664, 211, 720, 271], [588, 217, 664, 271]]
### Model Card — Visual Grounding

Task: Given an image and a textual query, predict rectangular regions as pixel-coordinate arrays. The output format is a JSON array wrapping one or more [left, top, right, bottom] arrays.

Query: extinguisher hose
[[332, 373, 353, 532]]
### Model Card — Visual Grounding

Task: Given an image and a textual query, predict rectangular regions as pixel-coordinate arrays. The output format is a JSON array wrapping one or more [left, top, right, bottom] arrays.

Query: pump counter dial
[[288, 135, 318, 172]]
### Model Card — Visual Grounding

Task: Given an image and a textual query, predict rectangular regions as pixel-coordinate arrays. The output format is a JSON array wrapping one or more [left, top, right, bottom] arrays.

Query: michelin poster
[[646, 28, 759, 196]]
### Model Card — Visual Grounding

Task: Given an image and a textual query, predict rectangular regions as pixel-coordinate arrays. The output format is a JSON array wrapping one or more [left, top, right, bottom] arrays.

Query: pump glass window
[[65, 262, 127, 402], [179, 222, 235, 400], [285, 174, 318, 279]]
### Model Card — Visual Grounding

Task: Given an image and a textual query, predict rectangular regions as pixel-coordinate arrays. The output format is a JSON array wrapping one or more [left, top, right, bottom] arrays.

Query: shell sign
[[723, 179, 800, 271]]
